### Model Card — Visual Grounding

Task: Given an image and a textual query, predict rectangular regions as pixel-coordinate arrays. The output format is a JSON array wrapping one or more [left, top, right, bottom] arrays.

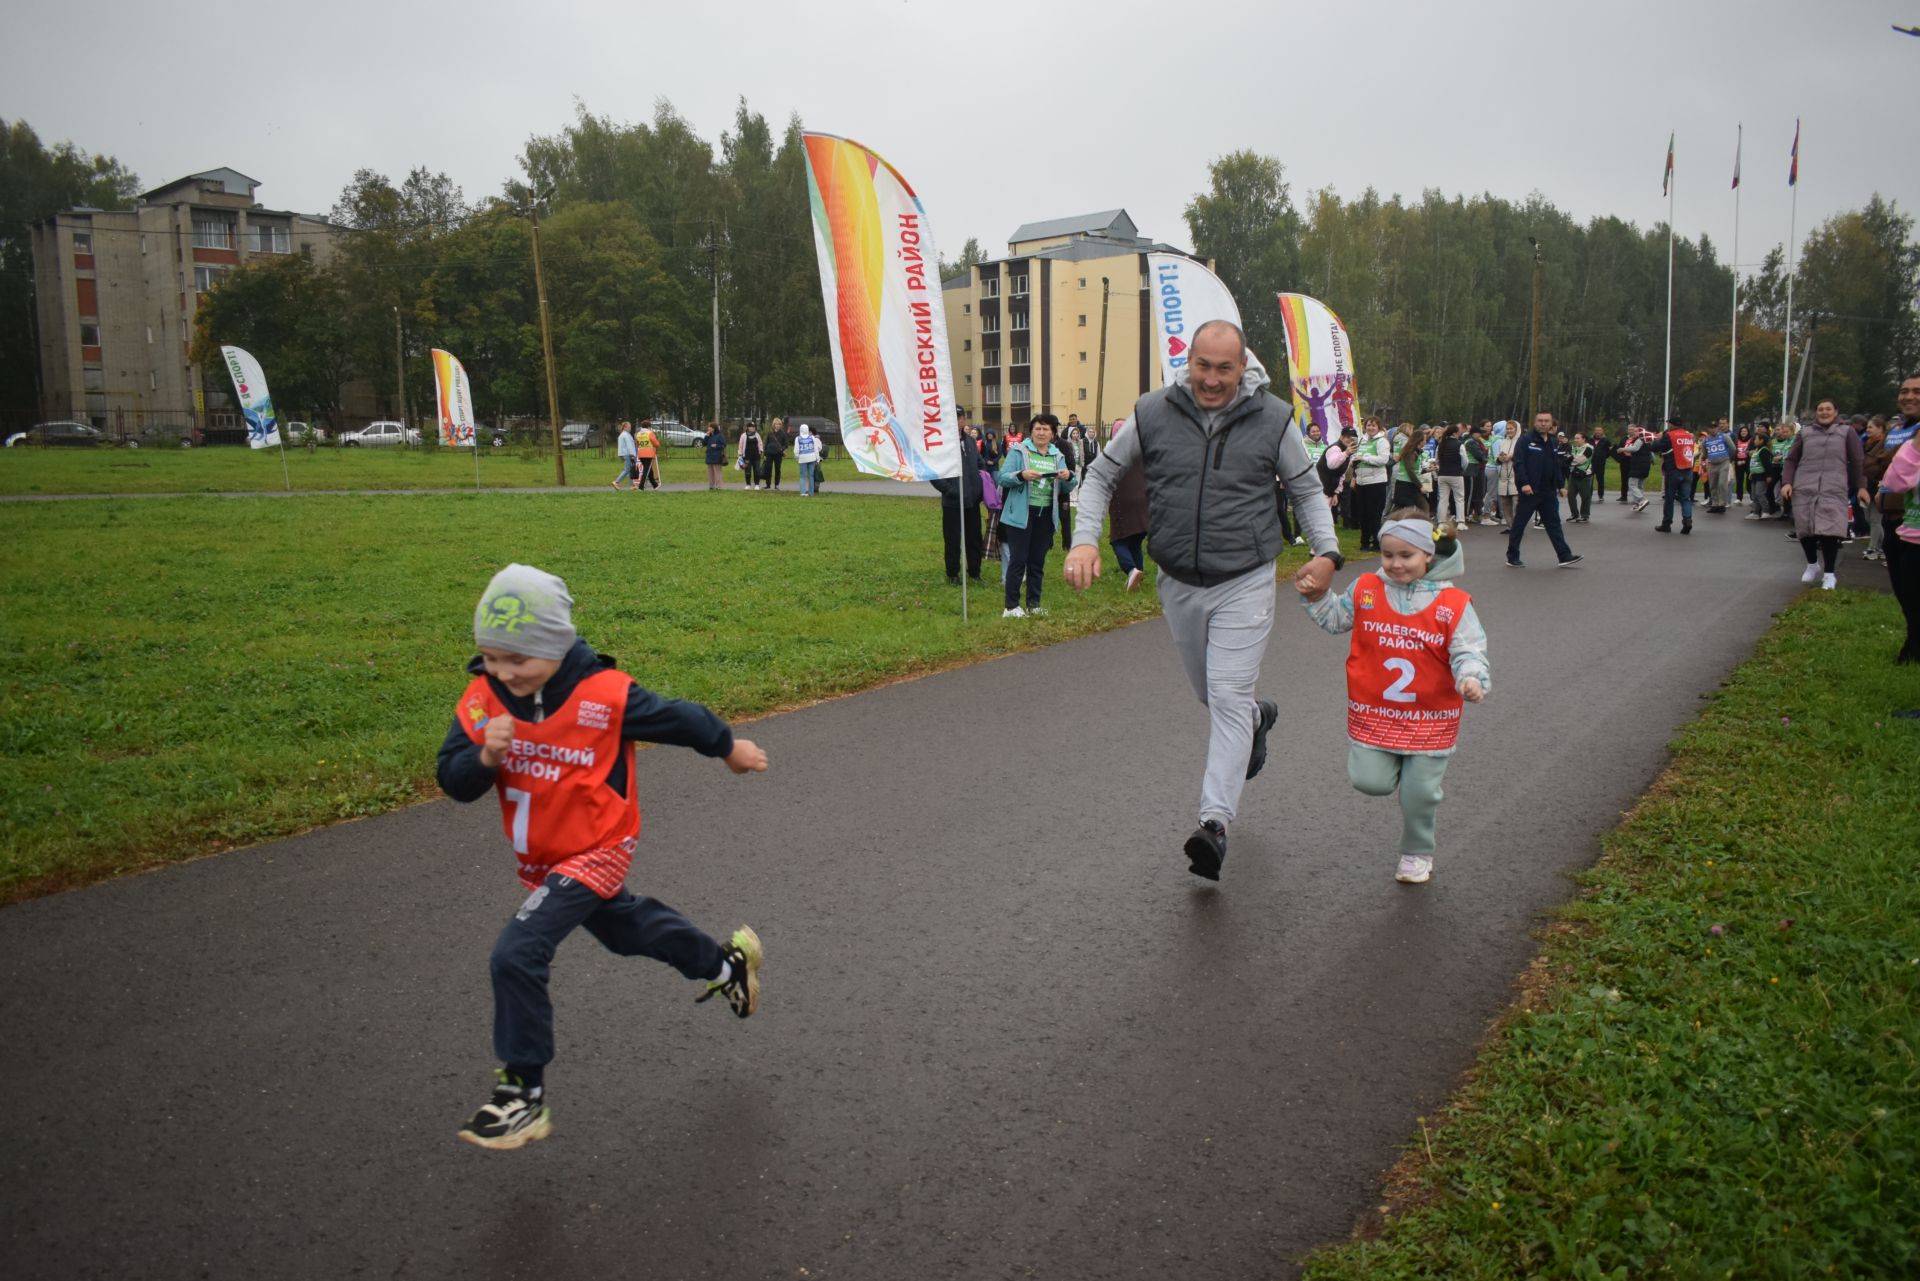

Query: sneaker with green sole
[[457, 1070, 552, 1151], [696, 925, 763, 1018]]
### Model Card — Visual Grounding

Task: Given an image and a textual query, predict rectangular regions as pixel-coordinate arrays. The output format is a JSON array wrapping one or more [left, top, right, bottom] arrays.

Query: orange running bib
[[1345, 573, 1469, 752], [458, 668, 639, 894]]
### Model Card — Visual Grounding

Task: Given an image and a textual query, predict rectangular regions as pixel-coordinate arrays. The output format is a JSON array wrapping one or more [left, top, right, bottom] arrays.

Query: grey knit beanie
[[474, 563, 576, 659]]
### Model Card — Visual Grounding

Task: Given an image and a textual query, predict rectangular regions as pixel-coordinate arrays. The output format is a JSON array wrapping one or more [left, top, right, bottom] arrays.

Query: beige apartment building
[[31, 168, 344, 432], [941, 209, 1206, 432]]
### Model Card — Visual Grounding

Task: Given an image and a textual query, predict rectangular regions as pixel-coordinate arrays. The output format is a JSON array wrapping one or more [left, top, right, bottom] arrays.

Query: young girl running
[[1297, 508, 1491, 883]]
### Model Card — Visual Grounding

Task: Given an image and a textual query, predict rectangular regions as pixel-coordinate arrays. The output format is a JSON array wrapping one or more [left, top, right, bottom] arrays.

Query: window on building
[[1010, 310, 1028, 331], [1078, 276, 1087, 288], [962, 303, 971, 315], [194, 265, 226, 294], [964, 374, 972, 385], [253, 224, 291, 254], [1078, 388, 1088, 401], [981, 278, 999, 298], [1078, 314, 1088, 327], [180, 319, 189, 342], [981, 351, 999, 367], [192, 216, 233, 249], [962, 338, 971, 351], [150, 371, 157, 391], [1009, 275, 1028, 296], [82, 368, 106, 392], [983, 386, 1002, 406], [981, 316, 1000, 333], [1079, 352, 1088, 363], [1010, 384, 1032, 403], [79, 322, 101, 346], [1010, 346, 1029, 365], [73, 231, 93, 254], [141, 234, 149, 255]]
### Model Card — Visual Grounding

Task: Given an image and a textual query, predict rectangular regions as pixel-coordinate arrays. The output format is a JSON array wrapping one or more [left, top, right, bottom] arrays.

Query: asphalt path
[[2, 495, 1821, 1280], [0, 478, 932, 502]]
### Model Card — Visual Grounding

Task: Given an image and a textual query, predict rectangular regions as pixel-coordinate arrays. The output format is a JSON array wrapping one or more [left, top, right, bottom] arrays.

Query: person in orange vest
[[1298, 508, 1490, 884], [1643, 415, 1699, 533], [633, 419, 661, 490], [437, 564, 768, 1149]]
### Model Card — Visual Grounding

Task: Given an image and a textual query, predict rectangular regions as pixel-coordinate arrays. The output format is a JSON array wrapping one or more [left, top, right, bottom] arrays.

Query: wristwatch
[[1318, 549, 1345, 571]]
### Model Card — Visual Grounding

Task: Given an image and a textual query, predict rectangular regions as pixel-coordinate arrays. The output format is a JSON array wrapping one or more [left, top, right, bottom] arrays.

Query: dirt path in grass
[[0, 501, 1818, 1280]]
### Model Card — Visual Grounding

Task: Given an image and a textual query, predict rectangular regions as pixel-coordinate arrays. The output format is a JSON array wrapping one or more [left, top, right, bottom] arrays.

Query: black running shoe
[[1654, 524, 1672, 533], [1505, 557, 1524, 568], [1245, 699, 1279, 780], [1184, 820, 1227, 881], [1557, 555, 1583, 568], [696, 926, 763, 1018], [457, 1071, 552, 1151]]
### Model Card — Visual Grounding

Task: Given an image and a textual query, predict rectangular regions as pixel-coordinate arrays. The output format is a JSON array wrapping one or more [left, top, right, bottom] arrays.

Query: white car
[[340, 421, 420, 447], [657, 422, 705, 448]]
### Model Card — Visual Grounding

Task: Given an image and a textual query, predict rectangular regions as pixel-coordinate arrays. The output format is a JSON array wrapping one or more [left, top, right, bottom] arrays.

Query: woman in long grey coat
[[1781, 397, 1869, 590]]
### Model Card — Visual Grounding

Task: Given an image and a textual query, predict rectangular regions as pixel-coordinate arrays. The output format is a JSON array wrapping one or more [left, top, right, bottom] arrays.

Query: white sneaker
[[1125, 568, 1144, 592], [1633, 499, 1650, 513], [1027, 606, 1050, 618], [1800, 564, 1820, 584], [1001, 606, 1026, 619], [1821, 573, 1837, 591], [1395, 854, 1433, 884]]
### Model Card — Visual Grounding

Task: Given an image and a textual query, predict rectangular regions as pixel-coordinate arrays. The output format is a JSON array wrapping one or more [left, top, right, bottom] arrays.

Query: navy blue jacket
[[930, 434, 983, 507], [436, 638, 734, 803], [1510, 430, 1565, 494]]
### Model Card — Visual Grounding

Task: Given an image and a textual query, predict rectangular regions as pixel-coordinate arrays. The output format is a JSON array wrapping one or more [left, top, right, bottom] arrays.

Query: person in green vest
[[1567, 432, 1595, 522]]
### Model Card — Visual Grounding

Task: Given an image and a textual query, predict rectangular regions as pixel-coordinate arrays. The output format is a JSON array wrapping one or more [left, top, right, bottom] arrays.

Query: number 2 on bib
[[1382, 658, 1417, 703]]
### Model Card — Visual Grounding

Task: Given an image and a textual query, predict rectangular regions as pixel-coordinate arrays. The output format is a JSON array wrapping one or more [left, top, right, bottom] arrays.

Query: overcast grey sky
[[5, 0, 1915, 273]]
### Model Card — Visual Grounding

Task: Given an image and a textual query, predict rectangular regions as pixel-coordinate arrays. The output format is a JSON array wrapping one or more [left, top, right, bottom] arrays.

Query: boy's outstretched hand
[[479, 714, 515, 768], [1457, 677, 1485, 703], [725, 739, 768, 773]]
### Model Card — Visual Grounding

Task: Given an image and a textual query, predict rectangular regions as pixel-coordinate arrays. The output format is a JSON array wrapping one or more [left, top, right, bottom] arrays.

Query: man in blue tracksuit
[[1506, 411, 1583, 569]]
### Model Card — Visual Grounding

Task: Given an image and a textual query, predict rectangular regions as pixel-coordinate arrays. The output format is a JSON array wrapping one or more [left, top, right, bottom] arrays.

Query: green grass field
[[0, 488, 1355, 899], [1303, 590, 1920, 1279], [0, 442, 726, 494]]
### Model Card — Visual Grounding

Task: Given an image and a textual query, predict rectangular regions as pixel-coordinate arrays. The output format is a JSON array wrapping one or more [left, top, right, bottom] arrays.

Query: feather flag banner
[[801, 132, 961, 482]]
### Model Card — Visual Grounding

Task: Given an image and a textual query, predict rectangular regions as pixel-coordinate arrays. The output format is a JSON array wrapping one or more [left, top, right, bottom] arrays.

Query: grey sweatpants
[[1156, 564, 1275, 827]]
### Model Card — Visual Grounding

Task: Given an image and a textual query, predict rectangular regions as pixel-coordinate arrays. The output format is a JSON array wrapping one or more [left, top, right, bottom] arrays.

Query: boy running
[[438, 564, 767, 1150]]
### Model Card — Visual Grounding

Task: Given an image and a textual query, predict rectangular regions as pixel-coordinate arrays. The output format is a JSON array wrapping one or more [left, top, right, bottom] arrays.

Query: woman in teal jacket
[[995, 413, 1075, 618]]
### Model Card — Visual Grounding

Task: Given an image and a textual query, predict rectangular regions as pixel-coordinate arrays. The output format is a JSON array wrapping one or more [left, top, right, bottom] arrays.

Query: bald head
[[1188, 321, 1248, 410]]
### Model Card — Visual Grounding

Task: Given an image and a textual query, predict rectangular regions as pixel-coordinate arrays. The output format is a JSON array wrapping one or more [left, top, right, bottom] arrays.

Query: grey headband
[[474, 563, 577, 659], [1377, 519, 1436, 554]]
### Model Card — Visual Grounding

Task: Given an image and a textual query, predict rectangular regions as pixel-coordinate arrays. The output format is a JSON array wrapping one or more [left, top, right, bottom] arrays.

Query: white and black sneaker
[[696, 926, 763, 1018], [458, 1071, 552, 1151], [1245, 698, 1279, 779]]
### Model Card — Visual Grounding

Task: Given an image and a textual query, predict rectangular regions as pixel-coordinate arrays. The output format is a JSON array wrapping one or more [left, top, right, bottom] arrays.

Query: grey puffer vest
[[1133, 381, 1307, 586]]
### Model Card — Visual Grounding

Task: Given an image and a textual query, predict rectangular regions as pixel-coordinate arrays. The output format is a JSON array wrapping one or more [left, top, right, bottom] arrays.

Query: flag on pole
[[1731, 126, 1742, 189], [801, 131, 961, 482], [431, 348, 477, 447], [1276, 293, 1361, 438], [1662, 132, 1675, 196], [1788, 119, 1799, 186], [219, 345, 280, 449], [1146, 253, 1241, 389]]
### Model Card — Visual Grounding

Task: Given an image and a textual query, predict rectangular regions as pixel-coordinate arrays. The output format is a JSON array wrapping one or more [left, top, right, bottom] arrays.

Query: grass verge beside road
[[1, 488, 1356, 900], [1303, 590, 1920, 1279], [0, 444, 723, 494]]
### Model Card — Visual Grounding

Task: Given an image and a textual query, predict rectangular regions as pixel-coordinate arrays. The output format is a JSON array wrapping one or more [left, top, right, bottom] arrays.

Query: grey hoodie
[[1071, 360, 1338, 585]]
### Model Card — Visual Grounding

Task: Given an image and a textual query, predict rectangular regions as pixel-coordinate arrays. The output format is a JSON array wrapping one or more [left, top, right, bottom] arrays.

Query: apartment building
[[31, 168, 343, 431], [940, 210, 1206, 431]]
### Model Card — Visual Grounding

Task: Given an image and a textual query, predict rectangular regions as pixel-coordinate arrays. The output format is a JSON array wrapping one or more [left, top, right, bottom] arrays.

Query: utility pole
[[529, 191, 565, 485], [1527, 237, 1543, 424], [393, 306, 407, 432], [711, 218, 722, 429], [1093, 277, 1112, 431]]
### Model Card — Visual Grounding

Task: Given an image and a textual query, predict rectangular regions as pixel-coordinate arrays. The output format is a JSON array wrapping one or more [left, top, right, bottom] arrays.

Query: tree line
[[5, 111, 1915, 432]]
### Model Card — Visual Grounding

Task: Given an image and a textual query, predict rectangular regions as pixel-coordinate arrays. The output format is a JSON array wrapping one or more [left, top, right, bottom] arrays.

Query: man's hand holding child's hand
[[726, 739, 768, 774], [1457, 677, 1485, 703], [479, 715, 515, 768]]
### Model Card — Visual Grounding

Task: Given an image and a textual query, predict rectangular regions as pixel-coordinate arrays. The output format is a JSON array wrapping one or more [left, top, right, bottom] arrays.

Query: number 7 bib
[[1345, 572, 1469, 753]]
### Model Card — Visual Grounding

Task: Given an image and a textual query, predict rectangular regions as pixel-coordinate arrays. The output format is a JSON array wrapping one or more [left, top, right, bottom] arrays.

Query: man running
[[1064, 320, 1342, 882]]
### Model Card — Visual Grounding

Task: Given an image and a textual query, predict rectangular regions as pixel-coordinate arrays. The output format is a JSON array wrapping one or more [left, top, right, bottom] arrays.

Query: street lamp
[[526, 187, 565, 485], [1527, 236, 1543, 425]]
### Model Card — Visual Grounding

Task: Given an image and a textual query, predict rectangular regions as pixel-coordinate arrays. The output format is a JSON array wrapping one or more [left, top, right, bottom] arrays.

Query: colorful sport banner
[[1276, 293, 1361, 439], [802, 132, 961, 481], [1146, 252, 1242, 388], [431, 348, 477, 447], [218, 345, 280, 449]]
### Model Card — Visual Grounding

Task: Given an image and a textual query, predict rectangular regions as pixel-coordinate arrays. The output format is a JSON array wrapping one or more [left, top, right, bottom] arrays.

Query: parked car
[[9, 420, 103, 447], [283, 421, 325, 444], [785, 415, 842, 457], [128, 423, 202, 448], [656, 421, 705, 448], [340, 421, 421, 447], [561, 421, 598, 449]]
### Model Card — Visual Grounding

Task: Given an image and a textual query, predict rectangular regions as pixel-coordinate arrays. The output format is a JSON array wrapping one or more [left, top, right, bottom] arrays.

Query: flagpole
[[1663, 160, 1676, 424], [277, 430, 291, 492], [1782, 122, 1799, 421], [1729, 124, 1741, 431]]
